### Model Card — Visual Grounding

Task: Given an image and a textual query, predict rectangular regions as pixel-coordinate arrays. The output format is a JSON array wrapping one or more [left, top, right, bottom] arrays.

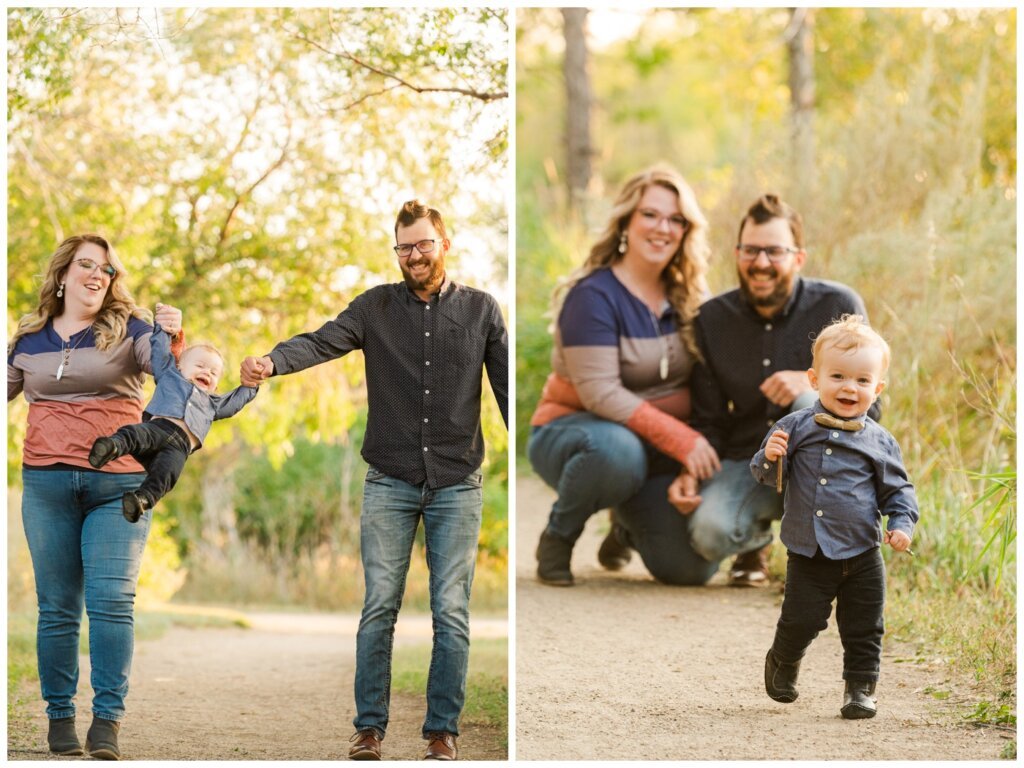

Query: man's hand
[[764, 430, 789, 462], [682, 435, 721, 481], [760, 370, 813, 407], [667, 471, 702, 516], [241, 356, 274, 387], [154, 302, 183, 336], [884, 529, 912, 552]]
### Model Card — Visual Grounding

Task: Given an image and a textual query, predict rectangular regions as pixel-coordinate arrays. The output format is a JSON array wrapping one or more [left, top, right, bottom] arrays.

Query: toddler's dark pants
[[771, 547, 885, 682], [113, 419, 192, 506]]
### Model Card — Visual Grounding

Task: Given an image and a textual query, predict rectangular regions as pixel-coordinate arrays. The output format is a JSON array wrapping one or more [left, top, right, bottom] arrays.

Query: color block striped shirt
[[531, 267, 702, 463], [8, 317, 165, 472]]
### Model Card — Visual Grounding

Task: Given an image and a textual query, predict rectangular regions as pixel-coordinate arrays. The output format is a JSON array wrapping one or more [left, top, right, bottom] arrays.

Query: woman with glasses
[[7, 234, 184, 760], [528, 165, 722, 587]]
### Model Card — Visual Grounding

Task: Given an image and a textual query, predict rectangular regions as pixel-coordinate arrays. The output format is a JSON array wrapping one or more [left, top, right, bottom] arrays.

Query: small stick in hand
[[776, 460, 783, 494]]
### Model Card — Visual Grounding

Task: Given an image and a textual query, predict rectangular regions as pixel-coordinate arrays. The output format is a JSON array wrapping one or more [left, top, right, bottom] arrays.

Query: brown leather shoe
[[424, 732, 457, 760], [348, 729, 382, 760], [729, 543, 771, 587]]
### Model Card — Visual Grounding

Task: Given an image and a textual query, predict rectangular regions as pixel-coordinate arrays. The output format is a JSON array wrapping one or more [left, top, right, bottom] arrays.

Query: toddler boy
[[90, 323, 258, 522], [750, 314, 918, 719]]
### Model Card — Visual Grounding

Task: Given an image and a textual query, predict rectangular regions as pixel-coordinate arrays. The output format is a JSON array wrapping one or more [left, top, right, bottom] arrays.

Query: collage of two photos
[[6, 6, 1017, 763]]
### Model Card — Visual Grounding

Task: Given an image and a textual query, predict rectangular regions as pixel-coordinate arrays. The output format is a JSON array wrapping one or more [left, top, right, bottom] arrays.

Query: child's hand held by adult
[[154, 302, 183, 336], [764, 429, 789, 462], [240, 355, 274, 387]]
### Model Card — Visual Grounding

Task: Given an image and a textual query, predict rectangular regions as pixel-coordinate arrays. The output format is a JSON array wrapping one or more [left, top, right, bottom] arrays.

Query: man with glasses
[[679, 194, 876, 586], [240, 200, 508, 761]]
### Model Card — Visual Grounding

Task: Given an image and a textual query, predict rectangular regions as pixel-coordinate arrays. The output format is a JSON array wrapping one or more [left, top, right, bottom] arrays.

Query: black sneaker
[[122, 492, 152, 524], [88, 437, 123, 469], [85, 717, 120, 760], [48, 716, 83, 756], [841, 679, 878, 719], [764, 648, 801, 703], [536, 530, 574, 586]]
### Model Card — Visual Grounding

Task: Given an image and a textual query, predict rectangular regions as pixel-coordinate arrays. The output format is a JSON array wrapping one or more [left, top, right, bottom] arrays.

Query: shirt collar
[[402, 273, 454, 303]]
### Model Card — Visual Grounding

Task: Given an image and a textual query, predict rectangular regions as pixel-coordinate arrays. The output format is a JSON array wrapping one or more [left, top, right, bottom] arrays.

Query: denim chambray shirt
[[143, 325, 258, 450], [751, 400, 919, 559]]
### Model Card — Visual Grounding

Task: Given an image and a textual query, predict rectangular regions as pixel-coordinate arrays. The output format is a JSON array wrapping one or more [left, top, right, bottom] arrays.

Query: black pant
[[114, 419, 192, 505], [771, 547, 885, 682]]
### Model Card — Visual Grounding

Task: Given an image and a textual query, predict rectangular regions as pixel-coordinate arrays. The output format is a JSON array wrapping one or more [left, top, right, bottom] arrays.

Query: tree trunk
[[561, 8, 593, 218], [786, 8, 816, 195]]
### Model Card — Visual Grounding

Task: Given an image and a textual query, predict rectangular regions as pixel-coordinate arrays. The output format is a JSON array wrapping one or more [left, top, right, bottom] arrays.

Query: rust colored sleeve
[[625, 399, 702, 465]]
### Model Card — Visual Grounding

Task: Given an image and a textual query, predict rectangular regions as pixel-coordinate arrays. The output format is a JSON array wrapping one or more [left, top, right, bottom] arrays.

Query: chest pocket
[[444, 325, 484, 369]]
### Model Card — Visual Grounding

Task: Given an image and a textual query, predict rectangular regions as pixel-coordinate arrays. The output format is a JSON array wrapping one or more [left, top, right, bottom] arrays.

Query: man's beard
[[402, 257, 445, 294], [737, 265, 793, 310]]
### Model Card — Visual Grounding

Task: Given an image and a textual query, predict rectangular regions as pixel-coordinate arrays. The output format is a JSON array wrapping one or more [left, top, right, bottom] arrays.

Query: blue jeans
[[21, 468, 152, 722], [353, 467, 483, 738], [528, 413, 719, 585], [688, 459, 784, 562]]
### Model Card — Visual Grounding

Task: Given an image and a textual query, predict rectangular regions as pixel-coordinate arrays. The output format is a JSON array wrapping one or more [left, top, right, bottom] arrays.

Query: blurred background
[[8, 6, 508, 743], [517, 7, 1014, 728]]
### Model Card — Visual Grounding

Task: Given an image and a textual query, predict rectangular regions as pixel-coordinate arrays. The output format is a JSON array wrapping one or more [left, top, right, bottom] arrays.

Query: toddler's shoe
[[122, 492, 152, 524], [764, 648, 801, 703], [89, 436, 123, 469], [841, 680, 877, 719]]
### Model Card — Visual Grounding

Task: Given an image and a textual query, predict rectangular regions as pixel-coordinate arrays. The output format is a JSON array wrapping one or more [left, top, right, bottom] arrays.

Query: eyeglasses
[[74, 258, 117, 278], [393, 239, 440, 257], [735, 245, 800, 263], [637, 209, 688, 230]]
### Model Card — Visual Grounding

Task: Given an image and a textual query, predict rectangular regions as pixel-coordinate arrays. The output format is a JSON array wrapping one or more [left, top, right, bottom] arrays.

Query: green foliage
[[8, 7, 509, 609], [964, 700, 1016, 727]]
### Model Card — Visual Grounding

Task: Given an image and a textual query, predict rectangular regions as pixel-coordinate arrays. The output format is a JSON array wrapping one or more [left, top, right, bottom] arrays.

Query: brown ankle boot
[[729, 543, 771, 587]]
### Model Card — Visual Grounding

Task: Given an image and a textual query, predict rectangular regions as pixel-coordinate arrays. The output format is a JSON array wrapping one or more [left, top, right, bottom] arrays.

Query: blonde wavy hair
[[552, 165, 711, 357], [9, 234, 151, 353]]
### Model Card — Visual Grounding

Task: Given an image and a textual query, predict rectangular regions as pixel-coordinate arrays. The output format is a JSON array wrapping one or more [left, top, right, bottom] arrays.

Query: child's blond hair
[[811, 315, 891, 373], [180, 342, 225, 367]]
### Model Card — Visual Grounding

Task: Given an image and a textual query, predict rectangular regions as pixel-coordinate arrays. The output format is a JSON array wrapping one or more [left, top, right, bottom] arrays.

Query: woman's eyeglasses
[[74, 258, 117, 278]]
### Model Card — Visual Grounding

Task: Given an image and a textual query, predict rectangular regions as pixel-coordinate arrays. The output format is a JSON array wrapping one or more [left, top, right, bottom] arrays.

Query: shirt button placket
[[422, 298, 435, 485]]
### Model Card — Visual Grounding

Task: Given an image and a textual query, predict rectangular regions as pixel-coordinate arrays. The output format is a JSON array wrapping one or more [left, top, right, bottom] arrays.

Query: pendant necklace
[[56, 326, 91, 381], [646, 305, 670, 381]]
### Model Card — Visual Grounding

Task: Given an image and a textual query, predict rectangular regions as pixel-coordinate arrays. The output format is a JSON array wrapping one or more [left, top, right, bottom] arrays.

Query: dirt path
[[9, 612, 507, 761], [515, 476, 1011, 760]]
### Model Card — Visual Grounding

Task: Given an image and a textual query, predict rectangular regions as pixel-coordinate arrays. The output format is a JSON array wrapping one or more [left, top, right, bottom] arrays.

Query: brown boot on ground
[[85, 717, 120, 760], [47, 716, 83, 755], [597, 522, 632, 571], [536, 530, 574, 586], [729, 543, 771, 587]]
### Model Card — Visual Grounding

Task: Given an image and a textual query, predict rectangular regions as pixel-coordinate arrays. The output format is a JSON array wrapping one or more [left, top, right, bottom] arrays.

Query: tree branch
[[290, 30, 507, 102]]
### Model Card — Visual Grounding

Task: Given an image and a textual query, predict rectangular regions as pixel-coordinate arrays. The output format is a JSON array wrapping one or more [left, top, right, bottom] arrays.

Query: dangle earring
[[618, 232, 628, 255], [56, 283, 65, 298]]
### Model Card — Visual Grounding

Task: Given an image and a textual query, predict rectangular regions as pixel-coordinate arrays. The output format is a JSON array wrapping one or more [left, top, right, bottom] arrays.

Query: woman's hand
[[667, 471, 702, 516], [682, 436, 721, 481], [154, 303, 183, 336]]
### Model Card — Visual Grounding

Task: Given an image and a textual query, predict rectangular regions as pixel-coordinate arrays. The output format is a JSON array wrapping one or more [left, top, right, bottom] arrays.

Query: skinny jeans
[[21, 468, 152, 721]]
